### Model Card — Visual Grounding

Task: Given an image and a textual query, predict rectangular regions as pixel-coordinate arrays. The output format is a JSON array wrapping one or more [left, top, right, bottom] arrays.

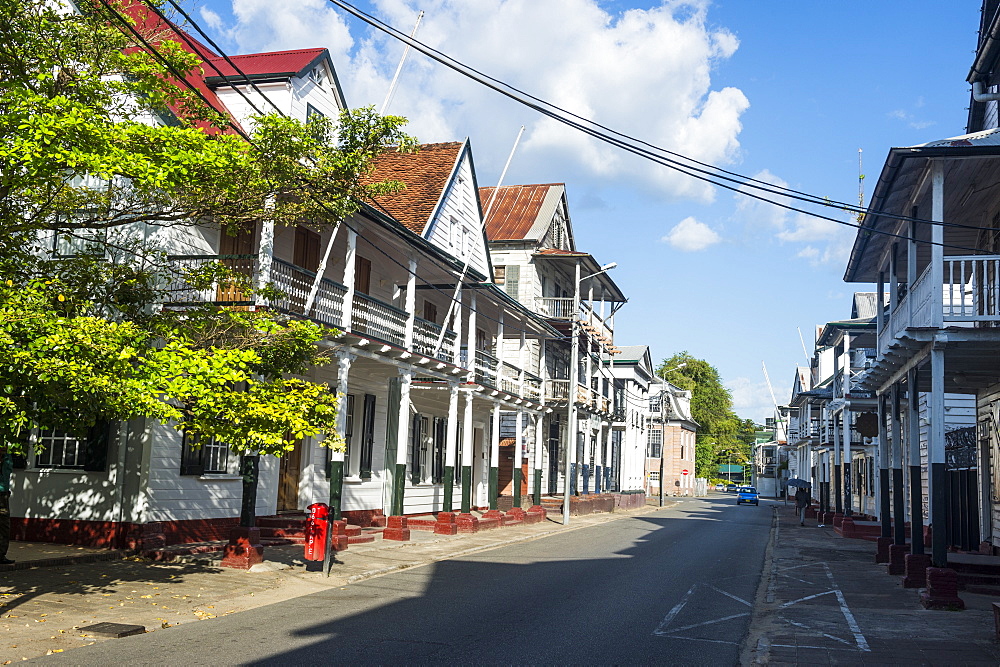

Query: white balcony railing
[[352, 293, 407, 348], [944, 256, 1000, 321], [500, 361, 521, 395], [545, 379, 570, 402], [413, 317, 457, 362], [162, 254, 258, 306], [880, 255, 1000, 351], [474, 349, 499, 388], [536, 297, 577, 319], [270, 258, 346, 328]]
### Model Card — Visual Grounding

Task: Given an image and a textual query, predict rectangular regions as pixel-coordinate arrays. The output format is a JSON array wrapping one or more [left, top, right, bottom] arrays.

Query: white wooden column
[[255, 216, 274, 305], [460, 390, 475, 514], [931, 161, 944, 328], [343, 228, 357, 330], [336, 351, 357, 477], [444, 381, 459, 511], [466, 291, 477, 374], [404, 257, 417, 351], [452, 290, 463, 365]]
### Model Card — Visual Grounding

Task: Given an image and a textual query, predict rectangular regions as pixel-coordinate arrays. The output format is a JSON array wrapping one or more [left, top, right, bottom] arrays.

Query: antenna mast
[[857, 148, 864, 223]]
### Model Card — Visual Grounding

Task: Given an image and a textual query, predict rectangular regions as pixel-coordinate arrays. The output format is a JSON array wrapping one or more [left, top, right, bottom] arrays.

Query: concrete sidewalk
[[744, 502, 1000, 665], [1, 503, 663, 662]]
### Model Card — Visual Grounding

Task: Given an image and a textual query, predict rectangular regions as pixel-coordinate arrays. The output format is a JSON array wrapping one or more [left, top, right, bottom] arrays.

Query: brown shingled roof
[[481, 184, 562, 241], [364, 142, 464, 234]]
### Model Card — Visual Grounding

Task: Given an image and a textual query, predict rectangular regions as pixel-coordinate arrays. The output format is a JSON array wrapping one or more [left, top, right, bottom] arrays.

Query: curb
[[0, 549, 132, 572]]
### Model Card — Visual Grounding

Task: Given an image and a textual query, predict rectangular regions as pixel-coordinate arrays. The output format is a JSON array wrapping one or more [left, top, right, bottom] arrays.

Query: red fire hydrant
[[304, 502, 329, 561]]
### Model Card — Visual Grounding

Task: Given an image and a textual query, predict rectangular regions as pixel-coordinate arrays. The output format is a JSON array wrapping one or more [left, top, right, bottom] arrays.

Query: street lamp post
[[564, 261, 616, 526]]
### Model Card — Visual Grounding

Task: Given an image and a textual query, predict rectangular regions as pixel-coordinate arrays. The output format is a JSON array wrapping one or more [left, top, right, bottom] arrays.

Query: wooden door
[[291, 226, 322, 314], [217, 225, 255, 306], [498, 442, 515, 495], [277, 442, 303, 511]]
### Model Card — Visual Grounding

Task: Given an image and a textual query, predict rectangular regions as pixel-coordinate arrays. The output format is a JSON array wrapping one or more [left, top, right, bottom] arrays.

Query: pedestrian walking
[[794, 486, 810, 526], [0, 445, 12, 564]]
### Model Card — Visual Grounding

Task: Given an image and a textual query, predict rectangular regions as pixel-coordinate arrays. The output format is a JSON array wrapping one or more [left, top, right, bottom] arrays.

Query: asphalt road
[[39, 495, 772, 665]]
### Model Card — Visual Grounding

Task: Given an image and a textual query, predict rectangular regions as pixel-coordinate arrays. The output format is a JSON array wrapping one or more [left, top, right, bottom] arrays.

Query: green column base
[[513, 467, 522, 508], [329, 459, 344, 521], [391, 463, 406, 516], [489, 466, 499, 510], [443, 465, 454, 512], [461, 465, 472, 513], [533, 468, 542, 506]]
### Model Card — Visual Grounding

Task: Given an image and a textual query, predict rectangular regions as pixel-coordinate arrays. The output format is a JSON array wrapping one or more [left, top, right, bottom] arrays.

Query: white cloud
[[199, 7, 224, 32], [662, 216, 721, 251], [219, 0, 748, 196], [726, 376, 777, 423], [888, 106, 935, 131], [733, 168, 857, 265]]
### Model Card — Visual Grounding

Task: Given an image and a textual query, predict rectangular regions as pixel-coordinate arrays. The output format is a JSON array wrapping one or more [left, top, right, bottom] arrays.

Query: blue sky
[[187, 0, 981, 420]]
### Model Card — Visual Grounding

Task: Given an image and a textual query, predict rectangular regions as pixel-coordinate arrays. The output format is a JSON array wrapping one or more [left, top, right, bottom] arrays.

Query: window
[[432, 417, 446, 484], [503, 265, 519, 300], [294, 226, 321, 273], [306, 103, 325, 122], [423, 300, 438, 324], [494, 265, 506, 284], [339, 394, 356, 478], [359, 394, 376, 480], [410, 414, 427, 484], [36, 429, 85, 468], [647, 429, 662, 459], [35, 423, 110, 471], [180, 431, 231, 475], [53, 228, 107, 258], [648, 471, 660, 482], [308, 66, 326, 88], [354, 256, 372, 295]]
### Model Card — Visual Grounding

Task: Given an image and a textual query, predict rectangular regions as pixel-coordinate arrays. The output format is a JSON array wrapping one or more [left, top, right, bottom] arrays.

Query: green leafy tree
[[657, 352, 746, 478], [0, 0, 413, 464]]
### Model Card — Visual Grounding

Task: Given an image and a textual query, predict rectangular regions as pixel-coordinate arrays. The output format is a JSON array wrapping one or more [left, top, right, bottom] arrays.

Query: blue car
[[736, 486, 759, 506]]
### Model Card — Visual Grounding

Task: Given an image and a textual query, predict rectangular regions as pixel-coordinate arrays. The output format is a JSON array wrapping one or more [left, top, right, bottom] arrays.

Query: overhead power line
[[323, 0, 993, 250], [95, 0, 559, 339]]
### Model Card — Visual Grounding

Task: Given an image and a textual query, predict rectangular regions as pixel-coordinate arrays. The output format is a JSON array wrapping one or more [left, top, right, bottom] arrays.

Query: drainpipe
[[972, 81, 1000, 102]]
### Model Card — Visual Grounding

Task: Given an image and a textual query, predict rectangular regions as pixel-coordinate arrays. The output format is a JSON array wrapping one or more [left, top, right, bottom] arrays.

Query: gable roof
[[203, 48, 328, 84], [611, 345, 650, 363], [481, 184, 564, 241], [365, 142, 465, 234], [852, 292, 880, 319]]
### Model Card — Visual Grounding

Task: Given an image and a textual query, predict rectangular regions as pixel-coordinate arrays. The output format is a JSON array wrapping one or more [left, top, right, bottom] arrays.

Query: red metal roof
[[364, 142, 464, 234], [480, 184, 562, 241], [204, 49, 327, 79], [120, 2, 234, 134]]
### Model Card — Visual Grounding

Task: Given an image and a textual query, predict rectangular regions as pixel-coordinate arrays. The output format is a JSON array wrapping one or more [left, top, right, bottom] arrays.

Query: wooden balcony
[[163, 255, 543, 397], [352, 292, 407, 348], [413, 317, 457, 362], [880, 255, 1000, 352]]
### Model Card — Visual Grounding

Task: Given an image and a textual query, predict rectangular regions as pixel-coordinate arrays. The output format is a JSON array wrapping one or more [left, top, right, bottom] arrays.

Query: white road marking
[[653, 584, 696, 635], [658, 612, 751, 635], [779, 589, 836, 607], [705, 584, 752, 607]]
